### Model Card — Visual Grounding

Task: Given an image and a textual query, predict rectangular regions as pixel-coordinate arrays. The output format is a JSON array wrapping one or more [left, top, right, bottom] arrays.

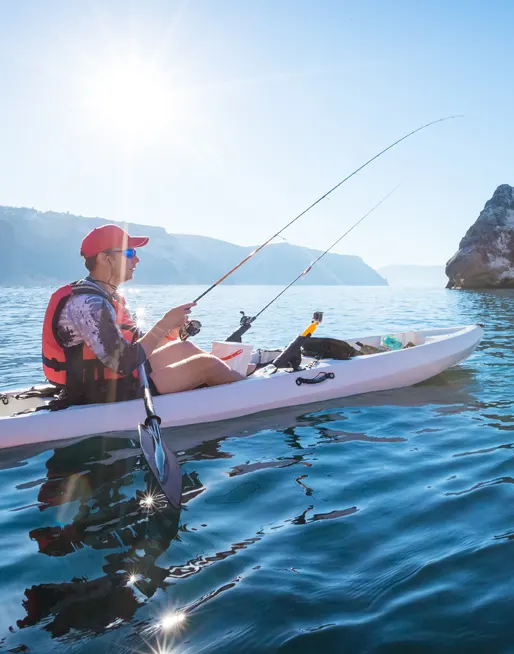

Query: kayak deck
[[0, 326, 423, 418], [0, 325, 483, 449]]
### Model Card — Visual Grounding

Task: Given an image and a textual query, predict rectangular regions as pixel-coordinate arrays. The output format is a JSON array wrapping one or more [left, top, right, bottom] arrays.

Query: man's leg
[[149, 340, 206, 372], [150, 353, 245, 395]]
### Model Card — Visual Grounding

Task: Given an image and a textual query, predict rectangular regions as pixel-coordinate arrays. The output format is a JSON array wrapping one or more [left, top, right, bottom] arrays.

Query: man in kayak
[[42, 224, 245, 404]]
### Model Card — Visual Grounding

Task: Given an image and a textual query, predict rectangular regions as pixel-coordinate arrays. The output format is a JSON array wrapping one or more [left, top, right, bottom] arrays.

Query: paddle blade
[[139, 419, 183, 509]]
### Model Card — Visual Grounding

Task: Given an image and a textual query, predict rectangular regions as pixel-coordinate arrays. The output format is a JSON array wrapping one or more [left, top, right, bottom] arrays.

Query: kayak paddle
[[137, 364, 182, 509]]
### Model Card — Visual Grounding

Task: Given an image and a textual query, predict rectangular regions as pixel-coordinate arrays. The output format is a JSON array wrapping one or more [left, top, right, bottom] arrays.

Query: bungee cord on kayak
[[181, 114, 462, 340], [225, 186, 398, 343]]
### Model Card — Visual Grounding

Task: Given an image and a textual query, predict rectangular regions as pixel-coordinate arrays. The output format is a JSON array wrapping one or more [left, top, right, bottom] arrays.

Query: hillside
[[0, 206, 387, 286]]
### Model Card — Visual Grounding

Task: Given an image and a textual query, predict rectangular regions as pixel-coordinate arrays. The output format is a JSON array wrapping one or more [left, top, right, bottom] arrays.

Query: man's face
[[99, 249, 141, 283]]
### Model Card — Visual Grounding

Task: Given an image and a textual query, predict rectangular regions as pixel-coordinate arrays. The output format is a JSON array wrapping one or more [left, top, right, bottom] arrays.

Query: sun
[[81, 57, 175, 140]]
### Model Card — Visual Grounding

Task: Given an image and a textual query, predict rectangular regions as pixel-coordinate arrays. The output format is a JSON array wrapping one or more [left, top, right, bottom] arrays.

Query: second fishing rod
[[224, 187, 397, 343], [179, 115, 460, 341]]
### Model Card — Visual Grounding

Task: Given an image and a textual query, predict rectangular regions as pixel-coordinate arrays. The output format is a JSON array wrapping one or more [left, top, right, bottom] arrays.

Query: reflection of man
[[42, 224, 244, 404], [17, 575, 141, 636], [16, 437, 188, 637]]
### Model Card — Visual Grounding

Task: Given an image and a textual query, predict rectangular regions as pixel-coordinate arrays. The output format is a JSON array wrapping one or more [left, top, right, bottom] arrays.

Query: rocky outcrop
[[446, 184, 514, 289]]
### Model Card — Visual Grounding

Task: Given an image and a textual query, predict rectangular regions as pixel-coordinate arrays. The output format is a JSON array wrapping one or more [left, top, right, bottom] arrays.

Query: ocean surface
[[0, 284, 512, 653]]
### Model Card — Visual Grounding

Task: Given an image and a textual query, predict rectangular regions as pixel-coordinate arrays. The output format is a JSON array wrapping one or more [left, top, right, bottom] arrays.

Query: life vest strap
[[42, 355, 67, 372]]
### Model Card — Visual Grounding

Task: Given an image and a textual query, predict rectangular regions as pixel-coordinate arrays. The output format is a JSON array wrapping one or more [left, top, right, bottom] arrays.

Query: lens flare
[[144, 639, 174, 654], [160, 611, 186, 631], [140, 492, 155, 508], [139, 490, 168, 513]]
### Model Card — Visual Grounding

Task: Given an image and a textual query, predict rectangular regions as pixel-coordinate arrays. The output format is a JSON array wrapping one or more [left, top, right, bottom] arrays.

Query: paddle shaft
[[138, 363, 158, 421], [138, 363, 169, 496], [195, 115, 461, 305]]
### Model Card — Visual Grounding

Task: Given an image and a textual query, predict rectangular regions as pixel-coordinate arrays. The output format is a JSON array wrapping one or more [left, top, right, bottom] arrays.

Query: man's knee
[[195, 354, 230, 379], [186, 353, 217, 370], [199, 353, 225, 369]]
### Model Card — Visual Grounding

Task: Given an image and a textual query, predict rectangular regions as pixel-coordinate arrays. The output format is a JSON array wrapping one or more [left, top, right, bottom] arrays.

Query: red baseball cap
[[80, 224, 149, 258]]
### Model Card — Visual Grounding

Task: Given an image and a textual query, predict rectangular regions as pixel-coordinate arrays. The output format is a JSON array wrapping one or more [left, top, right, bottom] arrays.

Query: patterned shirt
[[57, 278, 146, 375]]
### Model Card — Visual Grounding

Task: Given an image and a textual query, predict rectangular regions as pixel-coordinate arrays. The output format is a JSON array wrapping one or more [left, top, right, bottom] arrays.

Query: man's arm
[[66, 294, 147, 374], [65, 295, 194, 373], [137, 306, 195, 355]]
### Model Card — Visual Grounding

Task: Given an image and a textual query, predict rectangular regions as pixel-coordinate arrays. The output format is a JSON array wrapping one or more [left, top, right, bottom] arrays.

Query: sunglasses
[[104, 248, 137, 259]]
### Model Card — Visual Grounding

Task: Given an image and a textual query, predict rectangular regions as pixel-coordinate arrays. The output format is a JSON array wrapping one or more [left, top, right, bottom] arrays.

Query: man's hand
[[139, 302, 197, 359], [161, 302, 196, 333]]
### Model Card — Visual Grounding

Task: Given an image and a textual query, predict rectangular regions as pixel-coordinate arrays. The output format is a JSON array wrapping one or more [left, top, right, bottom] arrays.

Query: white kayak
[[0, 324, 483, 450]]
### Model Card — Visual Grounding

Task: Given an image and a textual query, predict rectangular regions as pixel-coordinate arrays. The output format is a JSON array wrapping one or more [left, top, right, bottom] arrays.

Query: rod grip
[[272, 334, 311, 369], [225, 322, 252, 343]]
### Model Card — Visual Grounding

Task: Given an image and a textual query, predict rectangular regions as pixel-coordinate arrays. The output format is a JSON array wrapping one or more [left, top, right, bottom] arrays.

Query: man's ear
[[96, 252, 110, 266]]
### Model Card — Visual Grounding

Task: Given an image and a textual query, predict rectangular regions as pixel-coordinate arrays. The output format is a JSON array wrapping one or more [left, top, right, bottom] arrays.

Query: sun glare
[[140, 491, 156, 508], [82, 58, 175, 139], [161, 611, 186, 631]]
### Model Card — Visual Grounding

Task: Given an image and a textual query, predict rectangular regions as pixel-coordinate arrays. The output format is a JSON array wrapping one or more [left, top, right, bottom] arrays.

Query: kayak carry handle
[[296, 372, 335, 386]]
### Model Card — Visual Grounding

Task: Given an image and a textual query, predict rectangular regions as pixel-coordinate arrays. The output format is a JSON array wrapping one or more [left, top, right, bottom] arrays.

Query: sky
[[1, 0, 513, 269]]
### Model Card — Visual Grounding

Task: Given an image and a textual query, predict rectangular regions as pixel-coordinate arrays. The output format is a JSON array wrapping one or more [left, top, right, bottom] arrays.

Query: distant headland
[[0, 206, 387, 286]]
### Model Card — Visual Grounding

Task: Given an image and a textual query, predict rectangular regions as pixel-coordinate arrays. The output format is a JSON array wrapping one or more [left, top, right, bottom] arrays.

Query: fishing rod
[[225, 187, 397, 343], [181, 114, 461, 340]]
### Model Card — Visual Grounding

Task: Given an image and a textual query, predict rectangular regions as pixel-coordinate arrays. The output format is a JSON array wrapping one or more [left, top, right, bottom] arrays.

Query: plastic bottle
[[380, 335, 403, 350]]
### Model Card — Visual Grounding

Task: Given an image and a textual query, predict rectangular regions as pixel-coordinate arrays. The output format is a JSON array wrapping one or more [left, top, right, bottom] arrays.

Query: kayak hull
[[0, 325, 483, 450]]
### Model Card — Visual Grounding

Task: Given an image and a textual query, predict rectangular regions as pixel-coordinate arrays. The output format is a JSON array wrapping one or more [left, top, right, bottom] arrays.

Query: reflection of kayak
[[0, 325, 483, 450]]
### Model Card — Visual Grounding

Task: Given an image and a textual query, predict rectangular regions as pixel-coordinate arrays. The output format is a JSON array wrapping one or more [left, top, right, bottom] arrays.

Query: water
[[0, 284, 512, 653]]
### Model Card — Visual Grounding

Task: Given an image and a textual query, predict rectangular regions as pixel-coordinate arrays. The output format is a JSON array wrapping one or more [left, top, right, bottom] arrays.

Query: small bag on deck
[[301, 337, 358, 360]]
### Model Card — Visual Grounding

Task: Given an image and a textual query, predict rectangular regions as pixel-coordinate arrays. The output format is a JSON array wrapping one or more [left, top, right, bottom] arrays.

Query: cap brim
[[127, 236, 149, 248]]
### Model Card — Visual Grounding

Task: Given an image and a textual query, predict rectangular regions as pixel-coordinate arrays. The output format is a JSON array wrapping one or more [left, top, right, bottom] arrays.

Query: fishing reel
[[179, 319, 202, 341], [238, 311, 254, 328], [225, 311, 254, 343]]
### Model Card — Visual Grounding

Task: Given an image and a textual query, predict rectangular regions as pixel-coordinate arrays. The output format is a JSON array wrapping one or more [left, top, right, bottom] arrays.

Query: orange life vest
[[42, 281, 140, 392]]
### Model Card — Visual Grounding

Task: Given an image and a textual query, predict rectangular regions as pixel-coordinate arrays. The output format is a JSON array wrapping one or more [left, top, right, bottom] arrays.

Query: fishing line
[[225, 187, 398, 342], [192, 115, 461, 305], [181, 115, 461, 339]]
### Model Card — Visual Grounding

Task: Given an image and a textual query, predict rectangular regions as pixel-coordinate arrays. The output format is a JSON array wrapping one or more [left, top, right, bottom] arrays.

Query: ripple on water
[[2, 286, 514, 653]]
